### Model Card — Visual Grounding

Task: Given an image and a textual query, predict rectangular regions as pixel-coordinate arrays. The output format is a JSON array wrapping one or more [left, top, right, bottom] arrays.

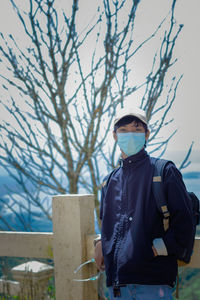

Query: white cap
[[114, 107, 148, 126]]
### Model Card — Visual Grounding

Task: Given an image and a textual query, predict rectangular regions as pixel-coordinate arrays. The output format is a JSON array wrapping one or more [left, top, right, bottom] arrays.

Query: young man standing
[[94, 107, 194, 299]]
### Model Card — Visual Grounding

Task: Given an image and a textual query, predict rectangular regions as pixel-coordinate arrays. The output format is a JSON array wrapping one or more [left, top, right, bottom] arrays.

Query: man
[[94, 107, 194, 299]]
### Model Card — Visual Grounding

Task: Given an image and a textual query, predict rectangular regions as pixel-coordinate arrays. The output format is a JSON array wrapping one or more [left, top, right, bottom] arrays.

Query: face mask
[[117, 132, 146, 157]]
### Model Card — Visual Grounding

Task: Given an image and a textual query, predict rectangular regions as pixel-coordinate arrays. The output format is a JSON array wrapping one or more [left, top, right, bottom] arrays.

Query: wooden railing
[[0, 194, 98, 300]]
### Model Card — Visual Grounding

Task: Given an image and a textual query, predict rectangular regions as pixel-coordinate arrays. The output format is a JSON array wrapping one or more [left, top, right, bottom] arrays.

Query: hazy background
[[0, 0, 199, 170]]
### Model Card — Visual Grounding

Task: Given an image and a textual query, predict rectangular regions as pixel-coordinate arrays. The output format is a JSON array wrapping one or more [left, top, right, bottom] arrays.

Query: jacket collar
[[119, 148, 148, 168]]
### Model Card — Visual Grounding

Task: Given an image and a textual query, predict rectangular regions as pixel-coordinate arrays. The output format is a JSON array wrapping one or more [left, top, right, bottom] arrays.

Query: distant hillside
[[0, 175, 21, 196], [183, 172, 200, 179], [1, 170, 200, 198]]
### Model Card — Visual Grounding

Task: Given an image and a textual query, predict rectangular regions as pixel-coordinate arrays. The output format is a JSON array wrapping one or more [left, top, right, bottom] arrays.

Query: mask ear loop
[[73, 258, 102, 282]]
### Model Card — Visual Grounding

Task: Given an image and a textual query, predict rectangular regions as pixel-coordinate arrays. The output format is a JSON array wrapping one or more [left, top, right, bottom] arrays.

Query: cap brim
[[114, 112, 147, 126]]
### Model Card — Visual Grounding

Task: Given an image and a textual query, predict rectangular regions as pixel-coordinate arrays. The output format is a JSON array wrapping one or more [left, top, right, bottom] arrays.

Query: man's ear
[[113, 131, 117, 142], [145, 129, 150, 141]]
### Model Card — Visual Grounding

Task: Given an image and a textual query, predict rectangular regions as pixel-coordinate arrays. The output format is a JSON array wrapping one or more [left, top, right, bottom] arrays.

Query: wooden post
[[52, 194, 98, 300]]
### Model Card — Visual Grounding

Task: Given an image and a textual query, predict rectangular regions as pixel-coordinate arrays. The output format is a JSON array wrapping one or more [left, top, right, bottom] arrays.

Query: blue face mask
[[117, 132, 146, 157]]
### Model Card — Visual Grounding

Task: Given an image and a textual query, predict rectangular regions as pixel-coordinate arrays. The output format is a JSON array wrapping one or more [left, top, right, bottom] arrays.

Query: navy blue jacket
[[100, 149, 194, 287]]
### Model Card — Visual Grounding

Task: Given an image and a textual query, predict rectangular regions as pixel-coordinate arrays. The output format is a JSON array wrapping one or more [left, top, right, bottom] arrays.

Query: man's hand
[[152, 245, 158, 257], [94, 240, 105, 271]]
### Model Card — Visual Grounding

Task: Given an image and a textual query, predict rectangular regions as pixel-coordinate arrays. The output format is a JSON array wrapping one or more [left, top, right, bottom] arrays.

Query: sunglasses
[[73, 258, 104, 282]]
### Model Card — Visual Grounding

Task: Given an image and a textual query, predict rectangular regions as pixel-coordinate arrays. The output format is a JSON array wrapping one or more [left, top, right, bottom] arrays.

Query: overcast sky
[[0, 0, 199, 157], [159, 0, 200, 153], [127, 0, 200, 154]]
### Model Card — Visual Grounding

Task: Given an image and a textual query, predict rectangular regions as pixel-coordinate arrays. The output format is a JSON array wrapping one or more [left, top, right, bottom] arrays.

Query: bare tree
[[0, 0, 190, 230]]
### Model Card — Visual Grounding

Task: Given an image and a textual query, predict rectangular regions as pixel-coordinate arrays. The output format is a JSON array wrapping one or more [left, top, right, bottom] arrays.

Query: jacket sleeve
[[99, 170, 116, 220], [100, 185, 105, 220], [162, 163, 196, 262]]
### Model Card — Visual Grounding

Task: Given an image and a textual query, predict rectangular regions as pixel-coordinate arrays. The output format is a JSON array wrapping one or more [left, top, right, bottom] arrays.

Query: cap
[[114, 107, 148, 126]]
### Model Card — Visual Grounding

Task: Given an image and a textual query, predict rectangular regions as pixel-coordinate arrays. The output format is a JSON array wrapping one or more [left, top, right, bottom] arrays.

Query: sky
[[164, 1, 200, 153], [0, 0, 199, 162], [125, 0, 200, 154]]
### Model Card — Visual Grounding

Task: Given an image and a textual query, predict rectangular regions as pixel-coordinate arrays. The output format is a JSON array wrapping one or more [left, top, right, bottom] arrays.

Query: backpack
[[152, 158, 200, 263]]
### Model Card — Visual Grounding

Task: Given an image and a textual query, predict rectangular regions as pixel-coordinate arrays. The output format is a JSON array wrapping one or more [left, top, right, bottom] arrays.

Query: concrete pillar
[[52, 194, 98, 300], [0, 279, 20, 296], [11, 260, 54, 300]]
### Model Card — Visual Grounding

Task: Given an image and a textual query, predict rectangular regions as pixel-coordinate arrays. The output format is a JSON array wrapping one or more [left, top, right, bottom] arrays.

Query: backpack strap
[[102, 169, 116, 188], [152, 158, 172, 232], [101, 167, 120, 192]]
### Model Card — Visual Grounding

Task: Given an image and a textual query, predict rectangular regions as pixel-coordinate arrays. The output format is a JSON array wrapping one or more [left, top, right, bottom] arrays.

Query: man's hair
[[114, 115, 148, 133]]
